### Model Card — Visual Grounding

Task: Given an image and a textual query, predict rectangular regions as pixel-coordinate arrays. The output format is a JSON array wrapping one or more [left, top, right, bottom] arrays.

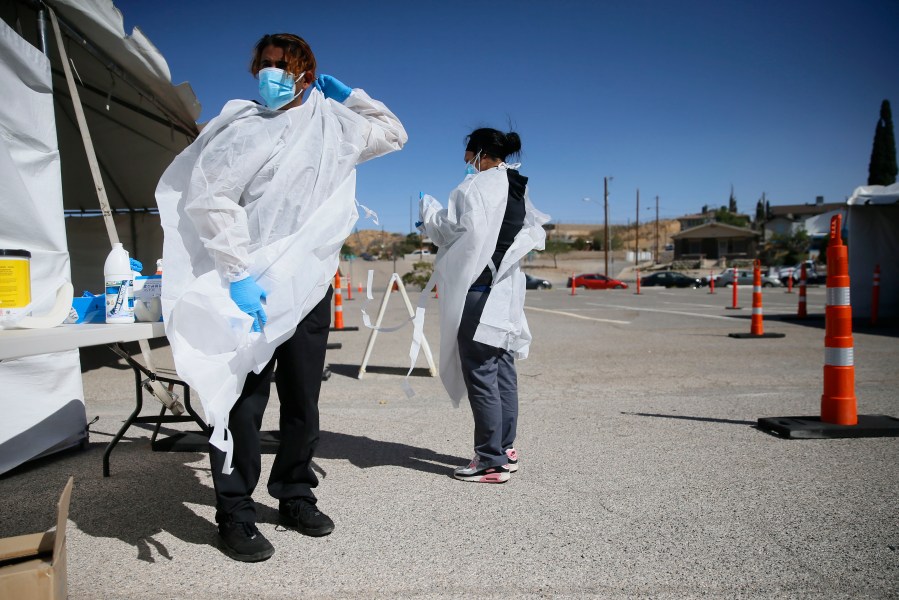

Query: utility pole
[[603, 177, 611, 277], [635, 188, 640, 266], [655, 195, 660, 263]]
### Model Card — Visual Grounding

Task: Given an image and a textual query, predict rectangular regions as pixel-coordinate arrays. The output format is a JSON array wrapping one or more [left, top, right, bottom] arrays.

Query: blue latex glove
[[229, 276, 267, 332], [314, 74, 351, 102], [415, 221, 424, 229], [130, 258, 142, 273]]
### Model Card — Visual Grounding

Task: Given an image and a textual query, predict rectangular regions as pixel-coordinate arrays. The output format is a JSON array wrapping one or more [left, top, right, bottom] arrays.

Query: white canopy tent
[[0, 0, 199, 474], [846, 183, 899, 320]]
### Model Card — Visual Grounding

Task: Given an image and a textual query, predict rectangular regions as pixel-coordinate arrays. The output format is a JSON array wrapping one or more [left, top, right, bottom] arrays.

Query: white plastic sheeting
[[0, 17, 85, 475], [846, 183, 899, 319]]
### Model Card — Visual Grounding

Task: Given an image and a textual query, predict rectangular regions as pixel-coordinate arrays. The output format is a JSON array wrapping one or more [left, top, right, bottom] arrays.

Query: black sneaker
[[279, 498, 335, 537], [217, 521, 275, 562]]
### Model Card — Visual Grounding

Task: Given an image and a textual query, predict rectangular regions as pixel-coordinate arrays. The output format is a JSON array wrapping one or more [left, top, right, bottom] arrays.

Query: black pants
[[210, 287, 333, 524]]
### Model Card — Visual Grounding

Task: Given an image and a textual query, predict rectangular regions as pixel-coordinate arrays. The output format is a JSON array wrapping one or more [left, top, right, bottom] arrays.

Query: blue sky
[[118, 0, 899, 233]]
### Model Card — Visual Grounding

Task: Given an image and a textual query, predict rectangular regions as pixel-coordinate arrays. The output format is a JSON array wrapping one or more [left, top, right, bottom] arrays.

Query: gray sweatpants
[[457, 289, 519, 468]]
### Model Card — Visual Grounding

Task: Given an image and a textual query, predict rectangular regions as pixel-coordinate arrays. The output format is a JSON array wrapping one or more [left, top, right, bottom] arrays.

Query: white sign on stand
[[358, 273, 437, 379]]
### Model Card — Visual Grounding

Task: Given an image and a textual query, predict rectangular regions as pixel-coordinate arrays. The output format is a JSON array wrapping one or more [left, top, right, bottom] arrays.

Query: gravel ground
[[1, 278, 897, 599]]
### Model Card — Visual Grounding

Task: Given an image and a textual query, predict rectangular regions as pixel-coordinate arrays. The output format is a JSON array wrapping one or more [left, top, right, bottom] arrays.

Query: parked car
[[524, 273, 552, 290], [640, 271, 703, 288], [711, 269, 783, 287], [779, 261, 826, 285], [360, 252, 377, 261], [566, 273, 629, 290]]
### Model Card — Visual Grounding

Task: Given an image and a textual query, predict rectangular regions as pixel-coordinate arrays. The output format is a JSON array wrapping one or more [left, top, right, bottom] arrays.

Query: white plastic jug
[[104, 243, 134, 323]]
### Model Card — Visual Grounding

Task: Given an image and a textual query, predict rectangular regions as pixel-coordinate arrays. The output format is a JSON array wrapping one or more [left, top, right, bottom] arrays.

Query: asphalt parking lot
[[1, 284, 897, 599]]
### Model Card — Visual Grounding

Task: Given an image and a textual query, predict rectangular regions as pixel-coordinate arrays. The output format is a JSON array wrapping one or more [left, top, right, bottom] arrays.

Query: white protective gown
[[156, 88, 406, 467], [419, 165, 549, 406]]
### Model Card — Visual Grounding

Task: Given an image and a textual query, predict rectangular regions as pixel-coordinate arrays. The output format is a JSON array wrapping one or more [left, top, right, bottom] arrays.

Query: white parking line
[[586, 302, 737, 321], [524, 305, 631, 325]]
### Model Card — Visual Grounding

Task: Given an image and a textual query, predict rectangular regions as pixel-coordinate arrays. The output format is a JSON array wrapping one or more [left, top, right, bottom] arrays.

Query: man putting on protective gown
[[156, 33, 406, 561], [418, 128, 549, 483]]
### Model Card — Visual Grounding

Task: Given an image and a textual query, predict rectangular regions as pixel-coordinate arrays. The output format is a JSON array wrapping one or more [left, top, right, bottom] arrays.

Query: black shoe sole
[[216, 536, 275, 562], [278, 513, 335, 537]]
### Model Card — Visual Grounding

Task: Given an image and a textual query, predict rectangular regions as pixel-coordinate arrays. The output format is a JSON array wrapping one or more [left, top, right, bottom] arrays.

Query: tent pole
[[47, 6, 119, 247], [36, 6, 49, 54]]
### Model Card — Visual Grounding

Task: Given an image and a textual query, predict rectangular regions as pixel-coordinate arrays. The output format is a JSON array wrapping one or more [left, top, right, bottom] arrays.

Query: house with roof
[[763, 196, 846, 241], [671, 222, 759, 262]]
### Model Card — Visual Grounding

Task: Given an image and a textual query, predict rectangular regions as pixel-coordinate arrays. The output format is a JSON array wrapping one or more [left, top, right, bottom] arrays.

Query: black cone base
[[330, 326, 359, 331], [757, 414, 899, 439], [729, 332, 786, 339]]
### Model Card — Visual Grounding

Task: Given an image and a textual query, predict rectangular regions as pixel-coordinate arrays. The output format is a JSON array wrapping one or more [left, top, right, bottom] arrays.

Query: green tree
[[572, 237, 587, 250], [762, 229, 810, 265], [401, 261, 434, 290], [713, 208, 749, 227], [867, 99, 898, 185], [397, 232, 424, 255], [728, 187, 737, 213], [541, 239, 571, 268]]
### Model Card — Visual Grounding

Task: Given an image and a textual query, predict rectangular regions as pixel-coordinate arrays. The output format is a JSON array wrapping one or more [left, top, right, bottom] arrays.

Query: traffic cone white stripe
[[752, 307, 763, 315], [826, 287, 850, 306], [825, 347, 854, 367], [753, 285, 761, 293]]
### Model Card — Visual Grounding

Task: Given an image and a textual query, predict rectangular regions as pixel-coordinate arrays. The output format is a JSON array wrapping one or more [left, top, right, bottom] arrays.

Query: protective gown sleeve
[[420, 185, 478, 249], [340, 89, 408, 164], [182, 120, 272, 282]]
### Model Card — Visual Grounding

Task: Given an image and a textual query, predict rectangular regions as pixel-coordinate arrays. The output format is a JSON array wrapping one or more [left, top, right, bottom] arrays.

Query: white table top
[[0, 322, 166, 361]]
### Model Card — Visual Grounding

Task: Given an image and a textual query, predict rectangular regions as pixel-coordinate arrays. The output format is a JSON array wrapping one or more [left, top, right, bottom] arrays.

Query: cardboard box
[[0, 477, 72, 599]]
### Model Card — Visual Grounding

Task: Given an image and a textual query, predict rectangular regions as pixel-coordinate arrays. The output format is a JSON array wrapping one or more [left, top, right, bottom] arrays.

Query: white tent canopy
[[846, 183, 899, 320], [2, 0, 200, 289], [0, 0, 199, 474]]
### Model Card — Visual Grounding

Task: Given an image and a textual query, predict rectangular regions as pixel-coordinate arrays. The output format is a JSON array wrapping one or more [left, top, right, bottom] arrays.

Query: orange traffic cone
[[635, 269, 641, 295], [358, 281, 363, 294], [750, 261, 764, 335], [708, 270, 715, 294], [725, 266, 741, 310], [786, 272, 793, 294], [729, 260, 784, 339], [333, 272, 344, 329], [821, 215, 856, 426], [757, 216, 898, 438], [346, 276, 353, 301], [570, 272, 577, 296]]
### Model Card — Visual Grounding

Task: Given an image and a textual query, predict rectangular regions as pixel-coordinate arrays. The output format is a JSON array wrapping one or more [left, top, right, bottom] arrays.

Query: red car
[[566, 273, 629, 290]]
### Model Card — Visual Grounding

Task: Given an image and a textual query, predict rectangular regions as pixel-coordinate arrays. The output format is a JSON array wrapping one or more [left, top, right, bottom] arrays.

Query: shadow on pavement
[[328, 363, 434, 378], [317, 431, 466, 478], [623, 412, 757, 426], [0, 439, 214, 563]]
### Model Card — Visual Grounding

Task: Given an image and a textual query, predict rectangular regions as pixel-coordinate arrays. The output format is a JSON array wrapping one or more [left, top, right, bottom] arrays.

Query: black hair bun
[[502, 132, 521, 157]]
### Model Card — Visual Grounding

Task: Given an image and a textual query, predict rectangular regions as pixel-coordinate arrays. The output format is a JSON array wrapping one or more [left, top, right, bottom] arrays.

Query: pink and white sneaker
[[453, 457, 510, 483], [504, 448, 519, 473]]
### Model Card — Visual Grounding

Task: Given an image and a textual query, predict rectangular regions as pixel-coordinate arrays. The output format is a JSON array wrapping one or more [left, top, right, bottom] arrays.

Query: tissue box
[[0, 477, 72, 599], [66, 294, 105, 324]]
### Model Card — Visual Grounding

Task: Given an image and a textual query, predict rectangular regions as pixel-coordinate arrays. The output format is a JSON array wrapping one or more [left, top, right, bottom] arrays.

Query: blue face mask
[[258, 68, 304, 110], [465, 151, 481, 176]]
